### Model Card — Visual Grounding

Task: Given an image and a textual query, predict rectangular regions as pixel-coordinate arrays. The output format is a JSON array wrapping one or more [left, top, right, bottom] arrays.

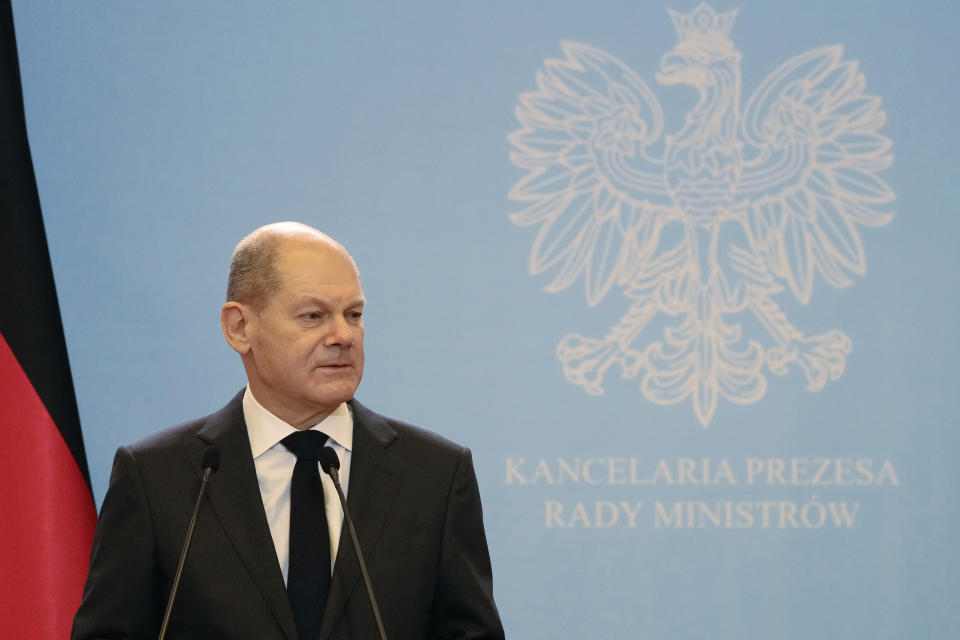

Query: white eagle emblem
[[507, 3, 894, 426]]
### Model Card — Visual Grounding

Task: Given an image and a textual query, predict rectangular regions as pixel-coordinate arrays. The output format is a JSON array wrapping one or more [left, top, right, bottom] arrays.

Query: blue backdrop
[[13, 1, 959, 637]]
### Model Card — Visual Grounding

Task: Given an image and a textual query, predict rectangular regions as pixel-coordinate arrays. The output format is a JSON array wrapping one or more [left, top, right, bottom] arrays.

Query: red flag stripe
[[0, 331, 96, 639]]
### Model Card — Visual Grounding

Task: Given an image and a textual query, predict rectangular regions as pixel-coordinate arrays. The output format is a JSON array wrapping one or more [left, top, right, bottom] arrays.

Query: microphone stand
[[157, 447, 220, 640], [321, 452, 388, 640]]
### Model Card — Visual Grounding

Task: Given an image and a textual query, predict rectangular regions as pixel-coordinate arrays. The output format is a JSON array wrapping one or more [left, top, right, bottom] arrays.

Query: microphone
[[318, 447, 388, 640], [157, 446, 221, 640]]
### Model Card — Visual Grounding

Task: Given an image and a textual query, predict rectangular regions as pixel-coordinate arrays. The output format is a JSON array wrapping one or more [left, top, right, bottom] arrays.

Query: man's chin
[[307, 381, 360, 407]]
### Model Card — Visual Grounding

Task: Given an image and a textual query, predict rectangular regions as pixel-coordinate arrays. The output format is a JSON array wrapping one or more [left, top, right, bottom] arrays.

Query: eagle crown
[[663, 3, 740, 71]]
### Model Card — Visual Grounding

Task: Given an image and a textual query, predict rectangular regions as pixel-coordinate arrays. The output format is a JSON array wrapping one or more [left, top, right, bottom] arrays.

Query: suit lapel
[[196, 392, 300, 640], [319, 399, 402, 640]]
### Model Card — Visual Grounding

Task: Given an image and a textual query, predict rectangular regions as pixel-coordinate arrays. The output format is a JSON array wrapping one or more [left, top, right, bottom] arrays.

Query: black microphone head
[[201, 446, 221, 474], [318, 446, 340, 474]]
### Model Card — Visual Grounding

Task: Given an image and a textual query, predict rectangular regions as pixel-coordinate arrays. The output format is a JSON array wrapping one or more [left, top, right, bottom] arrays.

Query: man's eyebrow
[[293, 296, 366, 308]]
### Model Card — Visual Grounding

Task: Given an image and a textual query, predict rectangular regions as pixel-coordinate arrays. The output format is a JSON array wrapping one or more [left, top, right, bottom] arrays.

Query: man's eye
[[302, 312, 322, 320]]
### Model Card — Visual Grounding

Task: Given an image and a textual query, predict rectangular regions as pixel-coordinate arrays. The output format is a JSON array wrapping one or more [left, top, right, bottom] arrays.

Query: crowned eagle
[[508, 3, 894, 425]]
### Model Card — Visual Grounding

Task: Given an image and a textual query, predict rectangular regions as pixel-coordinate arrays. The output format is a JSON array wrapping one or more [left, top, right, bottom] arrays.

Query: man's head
[[220, 222, 365, 428]]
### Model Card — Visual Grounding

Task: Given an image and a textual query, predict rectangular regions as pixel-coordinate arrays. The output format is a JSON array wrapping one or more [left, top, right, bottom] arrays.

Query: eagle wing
[[508, 42, 676, 307], [737, 46, 894, 304]]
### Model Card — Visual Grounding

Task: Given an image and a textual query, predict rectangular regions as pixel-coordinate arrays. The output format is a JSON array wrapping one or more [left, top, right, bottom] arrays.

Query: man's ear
[[221, 302, 255, 355]]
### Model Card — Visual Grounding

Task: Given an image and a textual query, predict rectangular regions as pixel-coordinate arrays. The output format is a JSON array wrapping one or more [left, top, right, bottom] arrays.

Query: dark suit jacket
[[72, 392, 504, 640]]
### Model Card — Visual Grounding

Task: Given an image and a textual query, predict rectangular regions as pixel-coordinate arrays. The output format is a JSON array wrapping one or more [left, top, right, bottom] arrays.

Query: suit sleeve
[[72, 447, 161, 640], [427, 448, 505, 640]]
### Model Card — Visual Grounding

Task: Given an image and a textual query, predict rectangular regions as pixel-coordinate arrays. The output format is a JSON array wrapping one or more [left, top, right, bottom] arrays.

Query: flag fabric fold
[[0, 1, 97, 637]]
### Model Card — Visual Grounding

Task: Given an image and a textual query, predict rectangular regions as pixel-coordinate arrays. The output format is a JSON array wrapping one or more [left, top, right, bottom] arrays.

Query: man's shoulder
[[122, 391, 244, 459], [350, 398, 469, 460], [123, 416, 204, 455]]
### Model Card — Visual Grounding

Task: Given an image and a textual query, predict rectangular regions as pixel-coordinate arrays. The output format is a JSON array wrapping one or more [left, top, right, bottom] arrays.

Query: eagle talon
[[557, 334, 644, 395], [767, 330, 852, 391]]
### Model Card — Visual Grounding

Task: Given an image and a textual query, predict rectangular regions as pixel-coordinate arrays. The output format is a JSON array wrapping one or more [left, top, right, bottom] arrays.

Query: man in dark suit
[[72, 223, 504, 640]]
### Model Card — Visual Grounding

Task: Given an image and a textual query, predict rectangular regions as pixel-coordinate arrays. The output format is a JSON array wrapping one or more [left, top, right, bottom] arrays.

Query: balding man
[[73, 223, 504, 640]]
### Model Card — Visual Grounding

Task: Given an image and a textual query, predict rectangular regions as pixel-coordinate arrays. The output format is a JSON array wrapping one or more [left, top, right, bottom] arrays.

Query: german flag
[[0, 2, 97, 637]]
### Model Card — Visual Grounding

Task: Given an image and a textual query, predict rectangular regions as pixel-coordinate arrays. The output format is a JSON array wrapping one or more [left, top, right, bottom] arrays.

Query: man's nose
[[324, 315, 355, 347]]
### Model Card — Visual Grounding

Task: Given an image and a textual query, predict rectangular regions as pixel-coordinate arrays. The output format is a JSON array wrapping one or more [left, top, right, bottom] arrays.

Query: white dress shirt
[[242, 386, 352, 584]]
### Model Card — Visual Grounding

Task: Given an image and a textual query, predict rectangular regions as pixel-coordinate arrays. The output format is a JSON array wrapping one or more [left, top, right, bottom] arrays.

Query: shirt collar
[[243, 385, 354, 458]]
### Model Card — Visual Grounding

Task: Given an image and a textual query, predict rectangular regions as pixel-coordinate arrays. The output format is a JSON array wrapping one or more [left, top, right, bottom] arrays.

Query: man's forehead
[[277, 238, 359, 274], [273, 241, 363, 301]]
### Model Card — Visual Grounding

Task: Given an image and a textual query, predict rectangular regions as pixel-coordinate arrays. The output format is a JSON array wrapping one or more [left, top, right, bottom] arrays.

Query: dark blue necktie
[[281, 430, 330, 640]]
